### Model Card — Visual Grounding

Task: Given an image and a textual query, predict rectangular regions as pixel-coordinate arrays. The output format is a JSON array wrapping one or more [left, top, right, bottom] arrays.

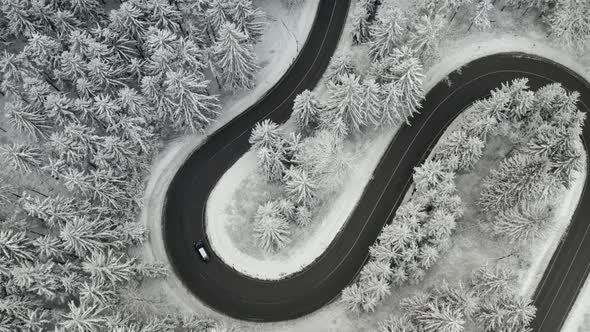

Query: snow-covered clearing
[[141, 0, 590, 331]]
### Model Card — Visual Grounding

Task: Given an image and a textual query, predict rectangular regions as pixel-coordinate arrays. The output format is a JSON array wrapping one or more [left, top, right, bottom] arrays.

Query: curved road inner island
[[163, 3, 590, 329]]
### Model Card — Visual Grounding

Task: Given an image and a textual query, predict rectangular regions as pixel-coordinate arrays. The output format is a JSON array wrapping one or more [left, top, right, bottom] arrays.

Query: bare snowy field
[[141, 0, 590, 331]]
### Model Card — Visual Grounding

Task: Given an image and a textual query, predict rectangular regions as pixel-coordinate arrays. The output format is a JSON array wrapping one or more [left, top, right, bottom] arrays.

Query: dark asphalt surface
[[162, 2, 590, 327]]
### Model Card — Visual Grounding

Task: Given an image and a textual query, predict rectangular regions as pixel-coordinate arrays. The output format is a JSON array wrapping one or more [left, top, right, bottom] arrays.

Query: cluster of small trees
[[477, 79, 584, 243], [377, 263, 536, 332], [248, 101, 351, 252], [341, 150, 466, 312], [0, 0, 265, 330]]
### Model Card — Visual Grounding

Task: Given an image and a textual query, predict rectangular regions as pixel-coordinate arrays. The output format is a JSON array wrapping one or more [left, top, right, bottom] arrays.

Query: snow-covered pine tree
[[1, 0, 39, 37], [256, 146, 286, 181], [362, 78, 383, 127], [492, 201, 552, 243], [6, 101, 51, 140], [292, 89, 324, 134], [369, 5, 407, 60], [212, 22, 259, 90], [470, 264, 517, 297], [163, 68, 220, 132], [546, 0, 590, 49], [294, 205, 312, 226], [59, 216, 121, 256], [340, 284, 366, 313], [227, 0, 266, 43], [82, 249, 137, 285], [0, 143, 44, 174], [325, 73, 366, 133], [249, 119, 283, 150], [59, 301, 106, 332], [325, 52, 355, 84], [470, 0, 493, 31], [377, 315, 417, 332], [413, 159, 446, 192], [479, 153, 557, 213], [284, 166, 318, 207], [434, 129, 484, 171], [393, 57, 424, 124], [108, 0, 149, 42], [379, 82, 402, 126], [253, 212, 291, 253], [409, 14, 446, 59], [351, 2, 371, 45]]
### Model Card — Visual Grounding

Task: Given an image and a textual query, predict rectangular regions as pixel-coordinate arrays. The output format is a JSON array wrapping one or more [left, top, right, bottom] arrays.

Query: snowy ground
[[140, 0, 590, 331]]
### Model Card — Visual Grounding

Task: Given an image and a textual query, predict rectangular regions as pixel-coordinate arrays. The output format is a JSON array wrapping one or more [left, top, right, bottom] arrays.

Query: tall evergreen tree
[[369, 5, 407, 60], [212, 22, 259, 90]]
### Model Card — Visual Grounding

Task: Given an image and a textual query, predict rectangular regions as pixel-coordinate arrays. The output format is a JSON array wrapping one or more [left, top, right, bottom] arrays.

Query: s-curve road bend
[[165, 41, 590, 326]]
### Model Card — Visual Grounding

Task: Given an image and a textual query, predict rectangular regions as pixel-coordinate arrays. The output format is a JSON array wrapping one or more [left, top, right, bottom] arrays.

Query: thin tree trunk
[[0, 126, 6, 133], [29, 188, 48, 198], [10, 192, 21, 199], [450, 10, 458, 22], [43, 73, 60, 91], [29, 229, 46, 236], [522, 7, 530, 16], [501, 5, 506, 11], [468, 21, 474, 32]]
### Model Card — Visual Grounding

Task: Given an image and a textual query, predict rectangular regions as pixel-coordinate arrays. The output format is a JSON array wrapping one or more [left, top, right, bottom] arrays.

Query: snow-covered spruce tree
[[369, 5, 407, 61], [294, 205, 312, 226], [474, 293, 536, 332], [325, 73, 366, 134], [351, 2, 371, 45], [284, 166, 318, 207], [293, 130, 350, 191], [212, 22, 259, 90], [378, 315, 417, 332], [362, 78, 383, 127], [60, 216, 122, 256], [469, 0, 494, 31], [379, 82, 403, 126], [5, 101, 51, 140], [409, 14, 446, 60], [546, 0, 590, 49], [479, 153, 558, 214], [20, 194, 90, 228], [434, 129, 484, 171], [325, 52, 356, 85], [340, 283, 366, 313], [394, 57, 425, 124], [413, 159, 446, 192], [417, 0, 473, 19], [292, 89, 324, 134], [0, 143, 44, 174], [256, 146, 286, 181], [249, 119, 283, 149], [163, 68, 220, 133], [226, 0, 266, 43], [253, 202, 291, 252], [492, 202, 553, 243], [470, 264, 517, 297]]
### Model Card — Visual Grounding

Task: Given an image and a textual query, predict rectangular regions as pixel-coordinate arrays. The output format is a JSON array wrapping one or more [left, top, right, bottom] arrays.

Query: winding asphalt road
[[163, 1, 590, 329]]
